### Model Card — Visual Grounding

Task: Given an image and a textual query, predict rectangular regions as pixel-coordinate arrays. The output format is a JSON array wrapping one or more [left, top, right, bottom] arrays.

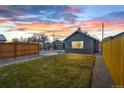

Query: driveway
[[0, 50, 65, 67], [39, 50, 65, 56]]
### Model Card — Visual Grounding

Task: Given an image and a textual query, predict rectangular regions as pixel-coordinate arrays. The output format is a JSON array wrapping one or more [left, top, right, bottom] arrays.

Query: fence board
[[0, 42, 39, 59], [102, 33, 124, 87]]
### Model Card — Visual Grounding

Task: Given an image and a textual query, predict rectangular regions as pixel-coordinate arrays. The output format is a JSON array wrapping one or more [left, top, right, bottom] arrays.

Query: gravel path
[[91, 55, 114, 88]]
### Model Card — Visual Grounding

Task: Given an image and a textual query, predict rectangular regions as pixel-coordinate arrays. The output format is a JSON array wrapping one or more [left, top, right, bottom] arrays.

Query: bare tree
[[12, 38, 19, 43], [27, 33, 48, 50], [19, 37, 28, 43], [28, 33, 48, 43]]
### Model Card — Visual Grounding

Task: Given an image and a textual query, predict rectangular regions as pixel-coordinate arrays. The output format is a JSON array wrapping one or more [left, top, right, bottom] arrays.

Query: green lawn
[[0, 54, 96, 88]]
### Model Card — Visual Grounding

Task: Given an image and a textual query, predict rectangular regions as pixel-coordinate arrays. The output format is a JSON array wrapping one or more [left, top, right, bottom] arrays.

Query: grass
[[0, 54, 96, 88]]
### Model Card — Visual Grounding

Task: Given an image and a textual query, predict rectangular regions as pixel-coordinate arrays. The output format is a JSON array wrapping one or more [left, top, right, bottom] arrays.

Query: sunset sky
[[0, 5, 124, 42]]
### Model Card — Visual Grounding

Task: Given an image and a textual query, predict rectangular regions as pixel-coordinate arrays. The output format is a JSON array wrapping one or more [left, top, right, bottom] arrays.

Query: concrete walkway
[[0, 50, 64, 67], [91, 55, 114, 88]]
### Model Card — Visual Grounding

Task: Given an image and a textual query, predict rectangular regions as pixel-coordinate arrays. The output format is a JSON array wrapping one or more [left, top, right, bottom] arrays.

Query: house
[[0, 34, 7, 43], [64, 27, 100, 54], [52, 40, 64, 50]]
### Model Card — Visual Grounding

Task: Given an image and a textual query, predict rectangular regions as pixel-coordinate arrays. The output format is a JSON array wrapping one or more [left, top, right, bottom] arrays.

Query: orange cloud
[[15, 22, 70, 31], [10, 18, 124, 37]]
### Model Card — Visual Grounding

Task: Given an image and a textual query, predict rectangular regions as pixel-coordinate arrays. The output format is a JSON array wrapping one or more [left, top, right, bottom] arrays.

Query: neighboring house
[[0, 34, 7, 43], [52, 40, 64, 50], [64, 27, 100, 54]]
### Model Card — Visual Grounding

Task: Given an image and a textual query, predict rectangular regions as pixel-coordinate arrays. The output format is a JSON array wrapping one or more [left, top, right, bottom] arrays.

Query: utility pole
[[101, 22, 104, 55], [102, 22, 104, 40], [53, 31, 55, 42]]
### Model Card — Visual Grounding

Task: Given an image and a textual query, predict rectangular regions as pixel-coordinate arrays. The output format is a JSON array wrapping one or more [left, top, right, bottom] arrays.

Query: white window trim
[[71, 41, 84, 49]]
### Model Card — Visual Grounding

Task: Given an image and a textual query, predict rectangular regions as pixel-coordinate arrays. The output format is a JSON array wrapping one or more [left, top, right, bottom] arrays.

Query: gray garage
[[52, 40, 64, 50]]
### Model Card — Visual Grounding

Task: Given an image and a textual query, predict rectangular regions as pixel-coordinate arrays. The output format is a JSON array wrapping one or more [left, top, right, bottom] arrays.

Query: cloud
[[0, 5, 86, 24], [0, 6, 22, 17], [93, 11, 124, 21], [1, 5, 124, 39]]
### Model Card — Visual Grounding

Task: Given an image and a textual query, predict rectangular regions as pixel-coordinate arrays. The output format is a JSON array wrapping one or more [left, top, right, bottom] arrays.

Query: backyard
[[0, 54, 96, 88]]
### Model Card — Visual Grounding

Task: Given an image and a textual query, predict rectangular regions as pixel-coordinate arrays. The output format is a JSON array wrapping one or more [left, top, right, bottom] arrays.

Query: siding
[[64, 32, 94, 54]]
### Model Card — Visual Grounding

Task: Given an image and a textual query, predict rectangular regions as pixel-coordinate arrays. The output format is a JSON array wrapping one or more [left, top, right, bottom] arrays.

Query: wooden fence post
[[0, 44, 2, 59], [38, 43, 40, 55], [14, 43, 17, 59]]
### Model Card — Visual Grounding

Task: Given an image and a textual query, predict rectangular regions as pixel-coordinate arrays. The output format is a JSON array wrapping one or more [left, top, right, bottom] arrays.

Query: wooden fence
[[102, 32, 124, 87], [0, 42, 39, 59]]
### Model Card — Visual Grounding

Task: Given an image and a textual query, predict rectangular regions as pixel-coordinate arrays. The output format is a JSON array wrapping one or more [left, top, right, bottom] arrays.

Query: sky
[[0, 5, 124, 42]]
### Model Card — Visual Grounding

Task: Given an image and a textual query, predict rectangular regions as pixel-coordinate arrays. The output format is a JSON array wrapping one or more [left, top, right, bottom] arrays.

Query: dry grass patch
[[0, 54, 96, 88]]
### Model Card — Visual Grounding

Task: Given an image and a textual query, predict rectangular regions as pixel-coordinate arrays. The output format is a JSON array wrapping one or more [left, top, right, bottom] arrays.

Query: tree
[[27, 37, 32, 43], [12, 38, 19, 43], [19, 37, 28, 43], [28, 33, 48, 43], [20, 37, 24, 42], [27, 33, 48, 50]]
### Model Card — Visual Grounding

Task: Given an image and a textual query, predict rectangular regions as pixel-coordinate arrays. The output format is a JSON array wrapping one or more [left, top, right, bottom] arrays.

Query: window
[[72, 41, 84, 49]]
